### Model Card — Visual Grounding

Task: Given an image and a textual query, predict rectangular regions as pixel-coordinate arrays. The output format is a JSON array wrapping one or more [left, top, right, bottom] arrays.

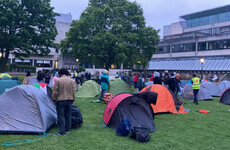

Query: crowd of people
[[28, 68, 202, 136]]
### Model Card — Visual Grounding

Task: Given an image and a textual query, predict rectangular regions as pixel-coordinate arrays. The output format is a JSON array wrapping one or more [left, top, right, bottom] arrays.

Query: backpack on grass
[[116, 117, 131, 136], [130, 126, 150, 143], [71, 105, 83, 129]]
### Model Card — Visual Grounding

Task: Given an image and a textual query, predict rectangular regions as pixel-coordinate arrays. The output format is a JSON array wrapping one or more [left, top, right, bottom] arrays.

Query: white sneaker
[[96, 99, 101, 102]]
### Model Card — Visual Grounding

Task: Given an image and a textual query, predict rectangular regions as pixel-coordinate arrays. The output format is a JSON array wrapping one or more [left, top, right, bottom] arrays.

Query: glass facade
[[157, 46, 170, 54], [35, 60, 52, 67], [198, 39, 230, 51], [172, 43, 195, 53], [186, 12, 230, 28]]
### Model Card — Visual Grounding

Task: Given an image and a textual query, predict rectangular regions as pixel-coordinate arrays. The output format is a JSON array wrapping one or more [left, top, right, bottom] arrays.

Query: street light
[[200, 58, 205, 79], [76, 59, 79, 72], [0, 52, 2, 58]]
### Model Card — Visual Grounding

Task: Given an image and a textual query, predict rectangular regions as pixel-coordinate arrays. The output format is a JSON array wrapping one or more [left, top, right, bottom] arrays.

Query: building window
[[157, 46, 170, 53], [198, 39, 230, 51], [14, 59, 31, 65], [172, 43, 195, 53], [35, 60, 52, 67]]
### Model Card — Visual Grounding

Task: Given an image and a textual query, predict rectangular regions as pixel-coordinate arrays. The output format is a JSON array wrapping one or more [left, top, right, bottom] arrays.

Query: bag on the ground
[[130, 126, 150, 143], [71, 105, 83, 129], [116, 117, 131, 136]]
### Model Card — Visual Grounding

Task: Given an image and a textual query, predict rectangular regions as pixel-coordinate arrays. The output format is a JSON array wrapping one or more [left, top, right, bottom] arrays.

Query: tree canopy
[[0, 0, 58, 72], [59, 0, 159, 70]]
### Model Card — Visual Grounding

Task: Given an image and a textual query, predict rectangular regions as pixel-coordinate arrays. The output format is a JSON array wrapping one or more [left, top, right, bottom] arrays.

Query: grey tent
[[0, 85, 56, 134], [183, 84, 213, 100], [201, 82, 222, 97], [23, 76, 38, 85], [145, 81, 153, 86], [218, 80, 230, 93], [220, 88, 230, 105]]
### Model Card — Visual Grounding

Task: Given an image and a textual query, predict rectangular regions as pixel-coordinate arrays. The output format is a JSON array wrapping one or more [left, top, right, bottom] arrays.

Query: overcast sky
[[50, 0, 230, 38]]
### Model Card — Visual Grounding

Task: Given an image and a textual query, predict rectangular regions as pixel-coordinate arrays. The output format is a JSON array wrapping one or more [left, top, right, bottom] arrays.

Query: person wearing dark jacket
[[137, 75, 145, 91], [26, 71, 31, 77], [45, 71, 51, 85], [153, 72, 162, 85], [37, 70, 45, 83], [168, 73, 177, 93], [163, 70, 170, 86], [175, 73, 181, 95]]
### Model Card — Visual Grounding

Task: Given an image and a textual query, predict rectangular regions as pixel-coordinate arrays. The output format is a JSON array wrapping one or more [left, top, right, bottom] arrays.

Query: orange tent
[[140, 84, 186, 114]]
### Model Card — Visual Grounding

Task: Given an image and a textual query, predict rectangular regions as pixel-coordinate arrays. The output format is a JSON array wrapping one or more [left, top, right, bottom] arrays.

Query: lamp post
[[76, 59, 79, 72], [200, 58, 205, 80]]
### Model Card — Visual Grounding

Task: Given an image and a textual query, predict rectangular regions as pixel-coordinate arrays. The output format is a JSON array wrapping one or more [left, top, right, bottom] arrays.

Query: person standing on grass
[[52, 68, 76, 136], [191, 73, 200, 105], [97, 70, 110, 102], [37, 70, 45, 83], [133, 73, 139, 89]]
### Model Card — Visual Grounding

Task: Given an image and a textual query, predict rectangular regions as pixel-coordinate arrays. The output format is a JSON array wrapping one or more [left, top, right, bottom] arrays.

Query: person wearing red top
[[133, 73, 139, 88], [149, 73, 154, 81]]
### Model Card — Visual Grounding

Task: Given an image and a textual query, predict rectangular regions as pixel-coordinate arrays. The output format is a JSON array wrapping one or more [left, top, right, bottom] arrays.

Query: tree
[[59, 0, 159, 70], [0, 0, 58, 73]]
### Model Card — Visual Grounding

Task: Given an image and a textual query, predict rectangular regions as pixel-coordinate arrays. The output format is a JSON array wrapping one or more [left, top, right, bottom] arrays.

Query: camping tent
[[109, 78, 133, 95], [220, 88, 230, 105], [145, 81, 153, 86], [181, 80, 192, 87], [0, 85, 56, 134], [34, 83, 52, 99], [76, 80, 100, 98], [0, 73, 11, 79], [0, 79, 19, 95], [183, 84, 213, 100], [104, 92, 157, 132], [218, 80, 230, 93], [201, 82, 222, 97], [23, 76, 38, 85], [140, 84, 186, 114]]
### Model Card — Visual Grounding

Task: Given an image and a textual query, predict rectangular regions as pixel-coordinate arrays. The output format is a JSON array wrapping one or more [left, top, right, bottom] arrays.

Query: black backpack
[[116, 117, 131, 136], [71, 105, 83, 129], [130, 127, 150, 143]]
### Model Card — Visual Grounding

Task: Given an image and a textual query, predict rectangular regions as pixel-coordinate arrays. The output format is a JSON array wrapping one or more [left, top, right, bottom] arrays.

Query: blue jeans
[[193, 89, 199, 103], [99, 89, 107, 100], [56, 100, 72, 135]]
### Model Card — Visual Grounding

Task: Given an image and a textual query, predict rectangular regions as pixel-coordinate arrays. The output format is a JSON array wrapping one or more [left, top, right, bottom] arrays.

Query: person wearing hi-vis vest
[[191, 73, 201, 105]]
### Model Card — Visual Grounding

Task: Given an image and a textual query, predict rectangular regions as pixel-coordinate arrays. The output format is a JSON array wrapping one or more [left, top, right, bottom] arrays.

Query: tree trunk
[[0, 58, 7, 73], [0, 49, 10, 73]]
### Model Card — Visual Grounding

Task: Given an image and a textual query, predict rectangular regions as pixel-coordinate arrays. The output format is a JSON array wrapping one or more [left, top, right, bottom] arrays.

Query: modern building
[[148, 4, 230, 75]]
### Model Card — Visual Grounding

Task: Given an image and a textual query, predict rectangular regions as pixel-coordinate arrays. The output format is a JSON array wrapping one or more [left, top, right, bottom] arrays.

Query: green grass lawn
[[1, 96, 230, 150]]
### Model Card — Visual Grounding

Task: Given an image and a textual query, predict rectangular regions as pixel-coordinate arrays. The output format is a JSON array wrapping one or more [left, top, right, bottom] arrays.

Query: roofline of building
[[180, 4, 230, 20]]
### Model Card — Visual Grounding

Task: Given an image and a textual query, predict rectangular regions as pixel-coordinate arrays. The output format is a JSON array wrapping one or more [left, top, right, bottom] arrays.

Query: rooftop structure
[[148, 5, 230, 74]]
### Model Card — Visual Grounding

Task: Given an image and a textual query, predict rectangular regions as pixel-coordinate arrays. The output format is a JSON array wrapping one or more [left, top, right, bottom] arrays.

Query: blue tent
[[181, 80, 192, 87], [0, 79, 19, 95]]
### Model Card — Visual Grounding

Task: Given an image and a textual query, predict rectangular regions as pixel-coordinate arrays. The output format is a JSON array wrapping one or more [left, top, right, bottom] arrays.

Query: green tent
[[0, 73, 11, 78], [0, 79, 19, 95], [109, 78, 133, 95], [76, 80, 100, 98]]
